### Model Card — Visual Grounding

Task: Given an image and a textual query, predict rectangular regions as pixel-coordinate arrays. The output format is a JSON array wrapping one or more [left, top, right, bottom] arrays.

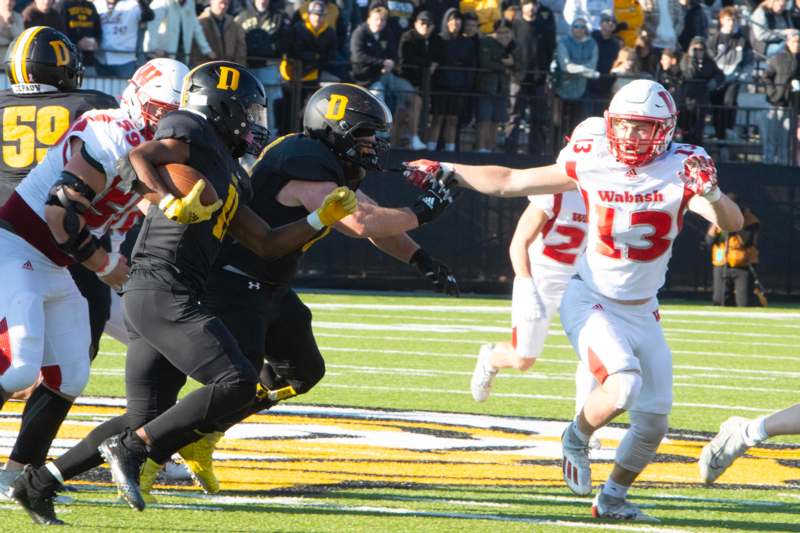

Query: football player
[[141, 83, 458, 496], [699, 403, 800, 485], [6, 61, 359, 526], [405, 79, 744, 521], [0, 27, 119, 366], [470, 188, 588, 403], [0, 57, 188, 496]]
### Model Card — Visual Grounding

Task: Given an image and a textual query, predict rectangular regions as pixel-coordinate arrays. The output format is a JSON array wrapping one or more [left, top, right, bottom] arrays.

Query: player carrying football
[[6, 61, 358, 526], [405, 80, 744, 521], [0, 55, 188, 495], [139, 83, 458, 496]]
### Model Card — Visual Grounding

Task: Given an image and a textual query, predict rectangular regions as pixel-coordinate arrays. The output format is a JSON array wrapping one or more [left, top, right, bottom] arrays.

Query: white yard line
[[306, 303, 800, 321]]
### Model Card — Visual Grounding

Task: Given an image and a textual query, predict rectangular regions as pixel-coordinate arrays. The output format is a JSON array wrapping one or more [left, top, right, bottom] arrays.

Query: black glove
[[409, 248, 459, 297], [411, 178, 454, 226]]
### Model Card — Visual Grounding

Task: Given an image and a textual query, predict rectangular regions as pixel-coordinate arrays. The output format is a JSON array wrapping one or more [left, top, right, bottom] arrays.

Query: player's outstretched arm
[[405, 160, 575, 197], [230, 187, 357, 259]]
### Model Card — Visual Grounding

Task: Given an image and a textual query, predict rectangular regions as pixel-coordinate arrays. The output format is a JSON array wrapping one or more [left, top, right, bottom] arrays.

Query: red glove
[[403, 159, 454, 190], [681, 154, 721, 201]]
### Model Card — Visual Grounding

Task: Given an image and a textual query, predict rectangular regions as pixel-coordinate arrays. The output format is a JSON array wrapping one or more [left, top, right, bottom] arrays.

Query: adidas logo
[[422, 197, 436, 209], [22, 260, 33, 271], [592, 303, 604, 311]]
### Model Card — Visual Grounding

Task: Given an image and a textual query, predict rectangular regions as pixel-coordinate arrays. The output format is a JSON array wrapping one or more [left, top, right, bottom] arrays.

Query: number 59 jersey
[[0, 88, 119, 202], [556, 117, 699, 301]]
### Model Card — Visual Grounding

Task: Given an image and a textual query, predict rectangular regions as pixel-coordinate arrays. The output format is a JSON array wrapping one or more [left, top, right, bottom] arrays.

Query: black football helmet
[[4, 26, 83, 91], [180, 61, 268, 158], [303, 83, 392, 170]]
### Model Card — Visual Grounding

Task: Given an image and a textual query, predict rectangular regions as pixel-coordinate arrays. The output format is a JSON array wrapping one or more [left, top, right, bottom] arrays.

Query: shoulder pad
[[154, 110, 208, 146], [275, 136, 344, 184]]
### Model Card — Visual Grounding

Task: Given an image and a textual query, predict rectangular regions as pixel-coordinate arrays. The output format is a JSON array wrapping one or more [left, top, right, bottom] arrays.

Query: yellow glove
[[158, 180, 223, 224], [307, 186, 357, 229]]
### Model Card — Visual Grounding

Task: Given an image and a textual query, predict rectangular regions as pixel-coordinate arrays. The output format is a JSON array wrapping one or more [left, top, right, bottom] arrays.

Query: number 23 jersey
[[556, 117, 700, 301], [0, 88, 119, 199]]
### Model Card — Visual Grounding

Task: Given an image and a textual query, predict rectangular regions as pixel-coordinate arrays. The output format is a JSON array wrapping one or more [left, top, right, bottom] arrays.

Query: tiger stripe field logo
[[1, 398, 797, 493]]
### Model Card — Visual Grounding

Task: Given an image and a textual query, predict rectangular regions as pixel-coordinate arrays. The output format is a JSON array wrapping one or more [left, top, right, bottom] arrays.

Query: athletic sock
[[571, 418, 591, 445], [744, 416, 769, 445], [602, 479, 629, 499], [10, 386, 72, 466]]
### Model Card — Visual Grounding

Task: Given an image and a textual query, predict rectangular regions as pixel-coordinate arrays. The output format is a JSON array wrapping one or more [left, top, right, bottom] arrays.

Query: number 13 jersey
[[556, 117, 699, 301]]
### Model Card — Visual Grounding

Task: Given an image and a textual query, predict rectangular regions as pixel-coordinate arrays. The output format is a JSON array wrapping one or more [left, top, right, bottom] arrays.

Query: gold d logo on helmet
[[49, 40, 70, 67], [217, 66, 240, 91], [324, 94, 349, 120]]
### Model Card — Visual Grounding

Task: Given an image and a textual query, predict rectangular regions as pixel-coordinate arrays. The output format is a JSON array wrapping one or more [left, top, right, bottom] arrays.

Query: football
[[156, 163, 218, 206]]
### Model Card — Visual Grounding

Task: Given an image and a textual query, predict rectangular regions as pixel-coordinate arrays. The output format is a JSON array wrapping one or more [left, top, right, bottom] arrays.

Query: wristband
[[306, 210, 324, 230], [97, 252, 121, 277], [704, 188, 722, 203]]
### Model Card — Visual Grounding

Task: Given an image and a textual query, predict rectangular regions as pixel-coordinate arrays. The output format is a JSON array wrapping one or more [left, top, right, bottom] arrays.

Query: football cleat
[[699, 416, 754, 485], [138, 458, 163, 504], [561, 422, 593, 496], [592, 487, 658, 522], [162, 459, 193, 481], [6, 465, 63, 525], [98, 435, 146, 511], [178, 431, 223, 494], [470, 343, 498, 402]]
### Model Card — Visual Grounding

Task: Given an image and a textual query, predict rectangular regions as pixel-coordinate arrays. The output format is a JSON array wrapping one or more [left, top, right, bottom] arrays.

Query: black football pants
[[53, 278, 258, 479]]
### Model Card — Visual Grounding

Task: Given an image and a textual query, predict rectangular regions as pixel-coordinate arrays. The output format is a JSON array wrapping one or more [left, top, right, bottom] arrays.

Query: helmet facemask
[[334, 122, 391, 171], [243, 101, 269, 156], [605, 113, 675, 167]]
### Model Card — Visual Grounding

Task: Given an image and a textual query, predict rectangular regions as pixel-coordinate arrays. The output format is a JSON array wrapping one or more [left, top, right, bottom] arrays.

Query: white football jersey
[[16, 107, 145, 241], [556, 117, 699, 300], [528, 189, 588, 274]]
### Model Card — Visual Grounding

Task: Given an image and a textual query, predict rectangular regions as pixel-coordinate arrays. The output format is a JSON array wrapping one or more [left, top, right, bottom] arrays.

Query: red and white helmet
[[605, 79, 677, 167], [121, 58, 189, 139]]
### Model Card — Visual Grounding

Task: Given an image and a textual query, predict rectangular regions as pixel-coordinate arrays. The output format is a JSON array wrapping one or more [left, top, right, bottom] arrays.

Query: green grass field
[[1, 291, 799, 532]]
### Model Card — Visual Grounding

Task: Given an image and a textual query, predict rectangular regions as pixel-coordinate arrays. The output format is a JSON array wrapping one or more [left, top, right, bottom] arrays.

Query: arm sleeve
[[528, 194, 556, 218]]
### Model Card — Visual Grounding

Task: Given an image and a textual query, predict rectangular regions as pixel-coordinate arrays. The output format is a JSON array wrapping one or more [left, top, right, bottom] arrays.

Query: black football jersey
[[129, 110, 246, 294], [215, 133, 346, 285], [0, 88, 118, 203]]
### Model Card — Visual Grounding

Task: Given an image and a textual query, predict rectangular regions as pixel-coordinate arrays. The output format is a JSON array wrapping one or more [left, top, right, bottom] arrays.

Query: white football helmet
[[605, 79, 677, 167], [121, 58, 189, 138]]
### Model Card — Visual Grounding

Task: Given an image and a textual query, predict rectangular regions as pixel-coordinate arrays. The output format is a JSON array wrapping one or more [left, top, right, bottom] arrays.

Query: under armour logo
[[22, 260, 33, 271], [248, 281, 261, 290]]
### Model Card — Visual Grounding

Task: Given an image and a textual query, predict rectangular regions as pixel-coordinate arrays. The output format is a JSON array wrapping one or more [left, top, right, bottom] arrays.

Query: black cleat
[[7, 465, 64, 525], [98, 434, 146, 511]]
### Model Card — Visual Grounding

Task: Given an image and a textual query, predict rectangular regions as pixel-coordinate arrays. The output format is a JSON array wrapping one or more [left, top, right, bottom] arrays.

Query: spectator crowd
[[2, 0, 800, 163]]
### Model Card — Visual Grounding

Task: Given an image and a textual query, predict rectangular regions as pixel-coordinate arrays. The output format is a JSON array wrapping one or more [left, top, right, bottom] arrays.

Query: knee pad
[[0, 364, 40, 393], [55, 352, 90, 398], [612, 371, 642, 410], [615, 411, 669, 473]]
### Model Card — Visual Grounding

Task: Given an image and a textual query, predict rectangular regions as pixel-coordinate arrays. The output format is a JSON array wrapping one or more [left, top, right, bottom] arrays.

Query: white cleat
[[561, 423, 592, 496], [0, 469, 21, 501], [470, 344, 498, 402], [699, 416, 754, 485], [592, 488, 658, 522], [162, 459, 193, 482]]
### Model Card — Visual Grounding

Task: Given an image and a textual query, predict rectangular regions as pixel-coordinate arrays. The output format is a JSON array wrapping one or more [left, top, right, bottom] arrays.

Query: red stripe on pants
[[587, 346, 609, 384]]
